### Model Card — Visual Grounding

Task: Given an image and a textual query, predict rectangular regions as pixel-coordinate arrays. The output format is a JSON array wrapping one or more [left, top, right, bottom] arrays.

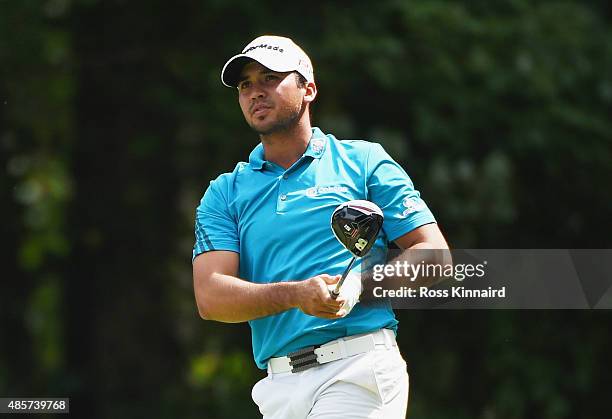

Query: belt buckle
[[287, 345, 321, 373]]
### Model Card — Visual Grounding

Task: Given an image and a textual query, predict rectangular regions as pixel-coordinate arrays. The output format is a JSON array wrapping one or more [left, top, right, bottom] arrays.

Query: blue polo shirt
[[193, 127, 436, 369]]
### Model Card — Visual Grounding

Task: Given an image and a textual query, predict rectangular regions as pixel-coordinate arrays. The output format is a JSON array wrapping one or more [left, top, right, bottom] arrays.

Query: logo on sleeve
[[401, 197, 426, 217]]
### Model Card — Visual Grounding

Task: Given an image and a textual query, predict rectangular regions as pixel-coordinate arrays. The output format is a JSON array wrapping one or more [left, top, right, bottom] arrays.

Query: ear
[[303, 81, 317, 104]]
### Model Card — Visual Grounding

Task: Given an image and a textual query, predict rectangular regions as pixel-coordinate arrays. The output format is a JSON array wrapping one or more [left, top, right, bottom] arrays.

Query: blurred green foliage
[[1, 0, 611, 418]]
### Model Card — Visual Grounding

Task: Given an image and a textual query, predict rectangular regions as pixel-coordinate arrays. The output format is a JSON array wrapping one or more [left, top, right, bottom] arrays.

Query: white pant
[[252, 336, 409, 418]]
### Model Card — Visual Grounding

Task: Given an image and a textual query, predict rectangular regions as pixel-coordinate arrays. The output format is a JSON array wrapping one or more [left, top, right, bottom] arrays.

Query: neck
[[260, 119, 313, 169]]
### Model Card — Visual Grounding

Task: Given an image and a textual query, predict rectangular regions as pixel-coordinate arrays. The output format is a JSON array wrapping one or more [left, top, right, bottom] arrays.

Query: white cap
[[221, 35, 314, 88]]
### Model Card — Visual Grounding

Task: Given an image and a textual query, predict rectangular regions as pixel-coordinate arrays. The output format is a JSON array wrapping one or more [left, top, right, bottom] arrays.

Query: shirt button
[[280, 194, 287, 201], [283, 174, 288, 179]]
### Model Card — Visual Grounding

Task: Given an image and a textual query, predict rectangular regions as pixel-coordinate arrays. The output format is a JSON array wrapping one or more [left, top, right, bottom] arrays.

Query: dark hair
[[295, 72, 308, 88]]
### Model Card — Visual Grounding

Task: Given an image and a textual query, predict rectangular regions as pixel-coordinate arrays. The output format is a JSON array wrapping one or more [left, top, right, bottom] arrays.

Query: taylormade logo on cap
[[221, 35, 314, 88], [242, 43, 285, 54]]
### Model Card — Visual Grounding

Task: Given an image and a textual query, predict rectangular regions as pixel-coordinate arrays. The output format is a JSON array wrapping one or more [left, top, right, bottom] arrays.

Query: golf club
[[330, 200, 384, 299]]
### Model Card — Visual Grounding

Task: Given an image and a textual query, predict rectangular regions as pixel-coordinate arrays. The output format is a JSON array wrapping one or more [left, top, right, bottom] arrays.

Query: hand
[[329, 272, 362, 316], [293, 274, 347, 319]]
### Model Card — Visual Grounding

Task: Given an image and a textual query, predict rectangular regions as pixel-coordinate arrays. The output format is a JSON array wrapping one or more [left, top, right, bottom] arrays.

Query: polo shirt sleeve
[[366, 143, 436, 242], [192, 176, 240, 260]]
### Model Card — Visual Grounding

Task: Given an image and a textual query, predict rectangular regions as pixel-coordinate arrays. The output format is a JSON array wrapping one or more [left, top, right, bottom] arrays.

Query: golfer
[[193, 35, 448, 418]]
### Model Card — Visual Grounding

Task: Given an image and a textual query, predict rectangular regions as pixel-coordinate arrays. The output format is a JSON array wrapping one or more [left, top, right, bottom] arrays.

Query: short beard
[[250, 103, 305, 136]]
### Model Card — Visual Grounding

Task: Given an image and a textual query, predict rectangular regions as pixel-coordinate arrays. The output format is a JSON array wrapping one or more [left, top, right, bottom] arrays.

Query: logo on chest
[[305, 185, 349, 197]]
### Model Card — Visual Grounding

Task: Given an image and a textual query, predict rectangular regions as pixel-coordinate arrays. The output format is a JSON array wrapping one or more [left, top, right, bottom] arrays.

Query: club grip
[[330, 257, 356, 299]]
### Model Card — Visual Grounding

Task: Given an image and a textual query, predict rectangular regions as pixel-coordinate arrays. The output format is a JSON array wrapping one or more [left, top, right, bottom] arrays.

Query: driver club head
[[330, 200, 384, 258]]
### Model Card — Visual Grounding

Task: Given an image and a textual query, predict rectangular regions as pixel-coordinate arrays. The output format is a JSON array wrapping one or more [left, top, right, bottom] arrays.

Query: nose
[[249, 82, 266, 101]]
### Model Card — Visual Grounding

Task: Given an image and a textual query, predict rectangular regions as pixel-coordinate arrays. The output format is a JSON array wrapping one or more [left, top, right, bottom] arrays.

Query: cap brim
[[220, 55, 255, 88], [221, 51, 301, 88]]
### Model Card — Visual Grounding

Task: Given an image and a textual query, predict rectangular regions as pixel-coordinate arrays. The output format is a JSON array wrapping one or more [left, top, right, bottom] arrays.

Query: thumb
[[320, 274, 341, 285]]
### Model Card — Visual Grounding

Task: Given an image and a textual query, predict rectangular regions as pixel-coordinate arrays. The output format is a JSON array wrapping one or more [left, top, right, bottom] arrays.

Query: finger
[[311, 309, 332, 318], [329, 290, 339, 300], [324, 290, 345, 306], [318, 302, 343, 314], [317, 297, 342, 313], [315, 310, 346, 319], [317, 304, 341, 314], [319, 293, 343, 308], [334, 296, 346, 306]]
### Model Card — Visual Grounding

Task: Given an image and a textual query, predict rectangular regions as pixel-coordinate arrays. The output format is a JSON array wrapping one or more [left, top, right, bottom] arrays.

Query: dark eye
[[238, 81, 251, 91], [265, 74, 278, 82]]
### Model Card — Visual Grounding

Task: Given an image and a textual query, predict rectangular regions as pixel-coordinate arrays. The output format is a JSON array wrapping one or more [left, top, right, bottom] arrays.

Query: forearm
[[196, 273, 298, 323]]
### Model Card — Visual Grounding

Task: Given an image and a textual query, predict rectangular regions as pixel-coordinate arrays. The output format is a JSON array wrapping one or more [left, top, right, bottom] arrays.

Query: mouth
[[251, 104, 272, 117]]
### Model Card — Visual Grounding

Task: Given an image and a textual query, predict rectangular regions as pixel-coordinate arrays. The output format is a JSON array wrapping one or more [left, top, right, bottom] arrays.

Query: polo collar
[[248, 143, 266, 171], [248, 127, 328, 171], [303, 127, 328, 159]]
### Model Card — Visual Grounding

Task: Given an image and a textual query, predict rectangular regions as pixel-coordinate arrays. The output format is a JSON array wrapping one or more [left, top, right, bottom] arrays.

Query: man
[[193, 35, 448, 419]]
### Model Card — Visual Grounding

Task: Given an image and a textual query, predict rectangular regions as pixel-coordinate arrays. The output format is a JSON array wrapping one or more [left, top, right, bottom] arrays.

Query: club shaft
[[331, 256, 356, 298]]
